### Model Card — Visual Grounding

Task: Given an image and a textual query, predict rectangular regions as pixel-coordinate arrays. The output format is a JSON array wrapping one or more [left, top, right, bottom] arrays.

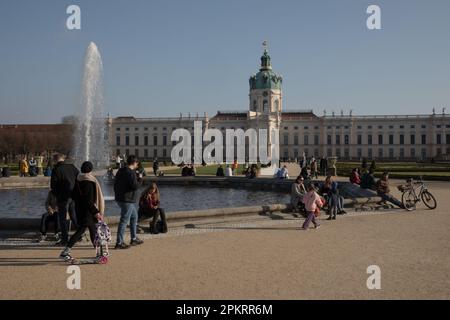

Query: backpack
[[94, 220, 112, 247], [156, 220, 168, 234]]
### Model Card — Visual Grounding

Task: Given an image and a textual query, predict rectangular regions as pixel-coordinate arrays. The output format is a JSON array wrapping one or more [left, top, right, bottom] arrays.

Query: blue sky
[[0, 0, 449, 124]]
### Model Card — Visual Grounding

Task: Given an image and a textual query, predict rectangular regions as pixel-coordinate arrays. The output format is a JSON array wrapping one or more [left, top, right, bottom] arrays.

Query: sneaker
[[332, 216, 336, 220], [38, 234, 47, 242], [130, 238, 144, 246], [114, 243, 130, 249], [326, 217, 332, 221], [339, 210, 347, 215], [314, 225, 321, 229], [59, 248, 72, 261]]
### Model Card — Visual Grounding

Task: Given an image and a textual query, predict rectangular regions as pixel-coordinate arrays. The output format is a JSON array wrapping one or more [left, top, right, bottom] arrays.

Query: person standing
[[114, 155, 144, 249], [327, 182, 340, 221], [19, 157, 29, 177], [152, 158, 159, 176], [50, 154, 79, 245], [59, 161, 105, 260], [29, 157, 37, 177], [311, 159, 318, 179], [301, 184, 323, 230], [323, 157, 328, 176], [232, 159, 239, 175]]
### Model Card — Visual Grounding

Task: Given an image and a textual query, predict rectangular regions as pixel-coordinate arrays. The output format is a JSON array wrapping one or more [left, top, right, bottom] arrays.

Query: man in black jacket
[[114, 155, 144, 249], [50, 154, 79, 245]]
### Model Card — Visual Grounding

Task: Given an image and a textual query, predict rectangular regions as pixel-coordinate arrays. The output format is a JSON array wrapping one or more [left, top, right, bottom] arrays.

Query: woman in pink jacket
[[301, 184, 323, 230]]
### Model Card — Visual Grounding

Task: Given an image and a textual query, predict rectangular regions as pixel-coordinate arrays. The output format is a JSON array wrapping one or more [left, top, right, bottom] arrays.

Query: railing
[[114, 116, 208, 122], [322, 114, 449, 120]]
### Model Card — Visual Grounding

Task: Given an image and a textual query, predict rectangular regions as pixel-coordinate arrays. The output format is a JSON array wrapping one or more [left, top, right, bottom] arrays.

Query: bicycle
[[399, 177, 437, 211]]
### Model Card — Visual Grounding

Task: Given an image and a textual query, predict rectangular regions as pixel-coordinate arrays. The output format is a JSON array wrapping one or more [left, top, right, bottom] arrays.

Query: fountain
[[73, 42, 110, 169]]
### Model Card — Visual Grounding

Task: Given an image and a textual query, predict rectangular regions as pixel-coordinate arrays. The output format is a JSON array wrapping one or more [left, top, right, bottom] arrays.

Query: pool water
[[0, 185, 290, 218]]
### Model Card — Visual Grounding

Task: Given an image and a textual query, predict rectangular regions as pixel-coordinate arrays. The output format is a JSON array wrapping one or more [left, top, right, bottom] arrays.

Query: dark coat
[[216, 167, 224, 177], [114, 167, 139, 203], [50, 161, 80, 201], [361, 173, 376, 190], [73, 180, 99, 227]]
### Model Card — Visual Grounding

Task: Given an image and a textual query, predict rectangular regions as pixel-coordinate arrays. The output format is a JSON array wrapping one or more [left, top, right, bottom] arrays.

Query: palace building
[[109, 49, 450, 162]]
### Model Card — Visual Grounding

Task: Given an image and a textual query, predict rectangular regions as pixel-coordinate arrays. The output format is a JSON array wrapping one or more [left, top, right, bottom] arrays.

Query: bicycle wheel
[[402, 191, 416, 211], [421, 191, 437, 209]]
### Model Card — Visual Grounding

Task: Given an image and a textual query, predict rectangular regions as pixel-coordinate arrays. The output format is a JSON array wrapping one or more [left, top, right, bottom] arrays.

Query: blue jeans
[[378, 193, 403, 208], [116, 202, 138, 245]]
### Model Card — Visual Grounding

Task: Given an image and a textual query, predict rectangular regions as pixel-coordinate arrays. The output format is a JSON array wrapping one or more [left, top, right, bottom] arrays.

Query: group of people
[[216, 164, 231, 177], [18, 156, 46, 177], [1, 156, 54, 178], [349, 162, 405, 209], [215, 162, 257, 178], [291, 175, 347, 227], [297, 156, 327, 178], [35, 153, 167, 260], [181, 164, 196, 176]]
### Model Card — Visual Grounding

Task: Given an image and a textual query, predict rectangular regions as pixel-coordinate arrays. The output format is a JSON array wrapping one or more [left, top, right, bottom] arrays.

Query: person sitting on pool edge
[[376, 172, 405, 209], [360, 168, 376, 190], [138, 182, 168, 234], [38, 190, 61, 242], [216, 164, 225, 177]]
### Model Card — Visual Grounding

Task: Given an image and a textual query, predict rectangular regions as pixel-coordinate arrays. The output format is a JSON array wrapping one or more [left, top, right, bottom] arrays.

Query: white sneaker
[[59, 248, 72, 261]]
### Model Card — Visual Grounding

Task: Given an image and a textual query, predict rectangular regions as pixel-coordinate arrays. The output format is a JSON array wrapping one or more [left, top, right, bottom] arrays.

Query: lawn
[[163, 164, 247, 176]]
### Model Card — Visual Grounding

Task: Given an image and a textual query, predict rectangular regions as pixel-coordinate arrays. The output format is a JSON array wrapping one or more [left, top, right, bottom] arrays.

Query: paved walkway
[[1, 181, 449, 299]]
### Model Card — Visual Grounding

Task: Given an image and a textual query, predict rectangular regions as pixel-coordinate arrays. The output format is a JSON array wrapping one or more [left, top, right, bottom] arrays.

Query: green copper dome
[[249, 49, 283, 90]]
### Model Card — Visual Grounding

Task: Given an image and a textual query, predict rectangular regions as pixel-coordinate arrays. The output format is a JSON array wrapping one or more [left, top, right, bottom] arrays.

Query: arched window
[[263, 100, 269, 113]]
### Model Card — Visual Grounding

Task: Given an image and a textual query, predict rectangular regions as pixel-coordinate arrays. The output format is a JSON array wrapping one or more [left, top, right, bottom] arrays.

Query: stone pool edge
[[0, 195, 383, 231]]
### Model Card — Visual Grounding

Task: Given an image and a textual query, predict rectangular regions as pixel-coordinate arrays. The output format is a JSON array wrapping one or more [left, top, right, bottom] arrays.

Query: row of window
[[116, 127, 169, 131], [117, 148, 169, 159], [281, 124, 450, 131], [282, 147, 450, 160], [281, 133, 450, 146], [117, 133, 450, 147], [116, 135, 171, 146], [116, 123, 450, 133]]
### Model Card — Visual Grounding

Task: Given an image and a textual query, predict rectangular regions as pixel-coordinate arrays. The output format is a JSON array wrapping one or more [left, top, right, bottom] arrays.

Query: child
[[301, 183, 323, 230], [327, 181, 339, 220], [39, 190, 60, 242]]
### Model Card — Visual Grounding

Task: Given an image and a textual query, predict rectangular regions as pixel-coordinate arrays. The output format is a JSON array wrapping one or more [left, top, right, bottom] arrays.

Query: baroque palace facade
[[109, 49, 450, 162]]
